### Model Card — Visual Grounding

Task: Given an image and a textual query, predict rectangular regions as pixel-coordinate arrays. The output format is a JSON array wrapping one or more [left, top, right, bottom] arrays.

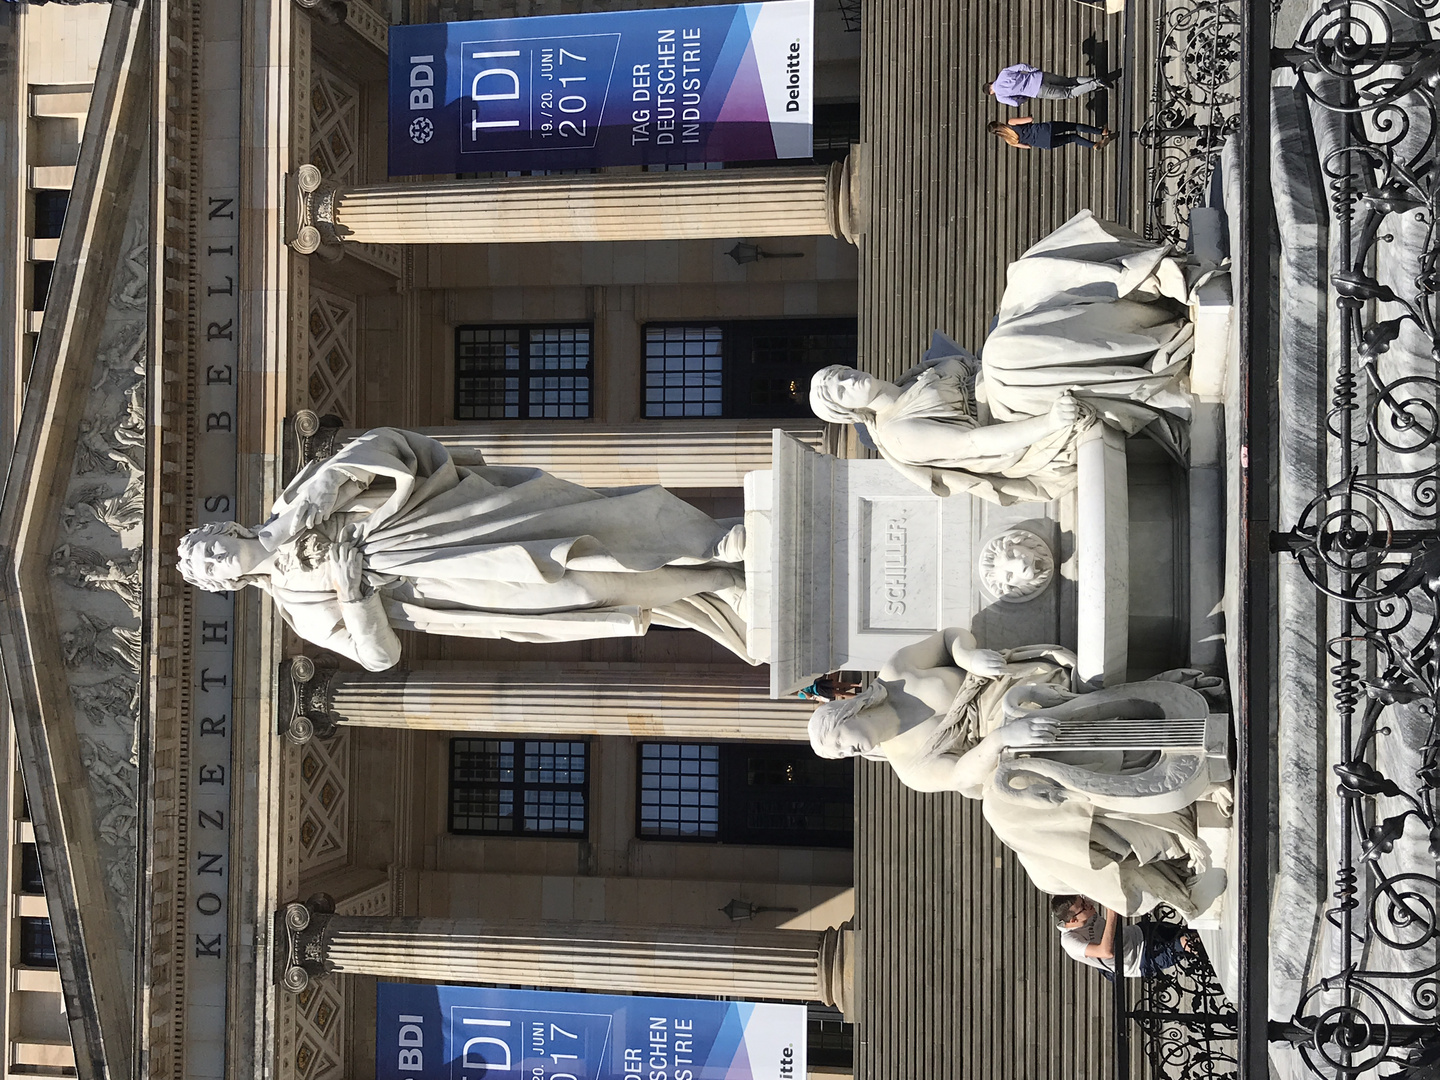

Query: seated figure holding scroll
[[809, 211, 1198, 504], [807, 627, 1219, 917], [176, 427, 753, 670]]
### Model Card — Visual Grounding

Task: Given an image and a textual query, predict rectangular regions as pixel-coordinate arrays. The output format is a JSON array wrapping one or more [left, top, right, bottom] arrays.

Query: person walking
[[988, 117, 1113, 151], [986, 64, 1112, 107]]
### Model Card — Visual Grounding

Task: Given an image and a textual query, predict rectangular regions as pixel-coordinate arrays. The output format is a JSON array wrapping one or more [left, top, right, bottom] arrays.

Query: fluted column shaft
[[284, 908, 848, 1009], [282, 661, 812, 743], [330, 165, 847, 244], [291, 416, 821, 490]]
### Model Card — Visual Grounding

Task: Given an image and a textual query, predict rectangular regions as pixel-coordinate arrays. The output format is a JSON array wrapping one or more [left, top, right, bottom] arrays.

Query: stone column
[[289, 412, 821, 489], [279, 900, 853, 1013], [288, 160, 860, 256], [279, 659, 812, 744]]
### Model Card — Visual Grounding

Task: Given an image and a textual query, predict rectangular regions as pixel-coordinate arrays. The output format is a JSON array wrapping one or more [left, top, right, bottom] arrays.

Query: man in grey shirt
[[1051, 895, 1195, 977]]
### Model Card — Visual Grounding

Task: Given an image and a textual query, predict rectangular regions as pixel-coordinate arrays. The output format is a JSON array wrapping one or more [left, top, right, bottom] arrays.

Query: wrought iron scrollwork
[[1126, 905, 1239, 1080], [1139, 0, 1242, 246], [1269, 4, 1440, 1076]]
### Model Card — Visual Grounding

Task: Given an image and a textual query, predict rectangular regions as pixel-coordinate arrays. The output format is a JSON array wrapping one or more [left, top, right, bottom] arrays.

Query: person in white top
[[1051, 894, 1195, 978]]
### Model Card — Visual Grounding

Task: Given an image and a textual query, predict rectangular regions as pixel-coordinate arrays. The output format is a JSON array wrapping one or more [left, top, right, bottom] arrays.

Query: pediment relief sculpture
[[61, 611, 142, 672], [63, 477, 145, 534], [51, 543, 143, 617]]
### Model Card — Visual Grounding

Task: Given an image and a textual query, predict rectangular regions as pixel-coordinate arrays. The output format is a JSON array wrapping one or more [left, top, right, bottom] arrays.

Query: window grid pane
[[636, 743, 854, 847], [455, 325, 591, 421], [643, 326, 723, 418], [642, 320, 857, 419], [451, 738, 588, 837], [638, 742, 721, 838]]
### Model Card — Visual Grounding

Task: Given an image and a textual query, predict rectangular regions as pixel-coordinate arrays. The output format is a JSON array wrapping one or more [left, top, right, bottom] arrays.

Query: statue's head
[[808, 681, 893, 760], [176, 521, 261, 592], [809, 365, 880, 425]]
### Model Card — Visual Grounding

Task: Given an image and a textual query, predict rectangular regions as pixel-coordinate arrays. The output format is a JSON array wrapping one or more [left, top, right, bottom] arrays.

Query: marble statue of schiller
[[176, 427, 752, 669], [808, 628, 1225, 917], [809, 210, 1203, 505]]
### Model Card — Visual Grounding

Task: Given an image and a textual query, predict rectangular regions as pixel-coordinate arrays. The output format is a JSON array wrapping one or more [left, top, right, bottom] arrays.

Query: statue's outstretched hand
[[998, 715, 1060, 748], [331, 529, 365, 602], [961, 648, 1009, 677], [1048, 392, 1081, 428]]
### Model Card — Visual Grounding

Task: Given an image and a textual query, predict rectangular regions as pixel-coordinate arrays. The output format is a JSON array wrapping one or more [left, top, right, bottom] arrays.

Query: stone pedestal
[[746, 430, 1133, 696], [279, 659, 812, 744], [279, 902, 854, 1015]]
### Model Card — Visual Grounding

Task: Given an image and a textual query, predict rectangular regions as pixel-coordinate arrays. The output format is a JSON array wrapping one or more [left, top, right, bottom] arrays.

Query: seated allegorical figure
[[807, 627, 1222, 917], [176, 427, 755, 670], [808, 210, 1202, 504]]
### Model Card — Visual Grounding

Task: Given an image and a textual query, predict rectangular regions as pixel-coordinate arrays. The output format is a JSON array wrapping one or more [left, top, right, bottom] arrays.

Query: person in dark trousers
[[988, 117, 1113, 151], [986, 64, 1114, 107], [1050, 894, 1197, 978]]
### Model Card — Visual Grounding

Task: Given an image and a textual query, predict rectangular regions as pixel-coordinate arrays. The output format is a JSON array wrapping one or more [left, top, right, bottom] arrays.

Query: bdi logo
[[405, 54, 437, 144]]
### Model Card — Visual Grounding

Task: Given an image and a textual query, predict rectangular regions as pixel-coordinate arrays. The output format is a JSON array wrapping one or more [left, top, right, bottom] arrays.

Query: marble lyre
[[807, 627, 1230, 917]]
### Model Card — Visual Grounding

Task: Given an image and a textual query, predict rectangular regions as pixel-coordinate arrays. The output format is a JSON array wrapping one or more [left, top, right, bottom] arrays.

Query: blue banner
[[376, 983, 808, 1080], [388, 1, 813, 175]]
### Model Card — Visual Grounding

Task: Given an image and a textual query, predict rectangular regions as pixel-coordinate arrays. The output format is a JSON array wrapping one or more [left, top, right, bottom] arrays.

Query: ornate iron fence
[[1268, 2, 1440, 1076], [1138, 0, 1242, 246], [1117, 906, 1239, 1079]]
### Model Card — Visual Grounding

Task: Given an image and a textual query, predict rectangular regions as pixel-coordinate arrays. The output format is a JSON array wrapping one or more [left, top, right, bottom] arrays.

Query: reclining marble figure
[[807, 627, 1225, 917], [808, 210, 1200, 504], [176, 427, 753, 670]]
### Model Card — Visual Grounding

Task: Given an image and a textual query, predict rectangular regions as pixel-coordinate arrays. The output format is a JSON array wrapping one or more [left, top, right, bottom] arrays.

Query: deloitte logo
[[409, 116, 434, 144]]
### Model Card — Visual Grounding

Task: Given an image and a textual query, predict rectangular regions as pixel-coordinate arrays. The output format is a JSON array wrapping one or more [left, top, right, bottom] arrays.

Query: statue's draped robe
[[877, 664, 1207, 916], [256, 428, 752, 669], [979, 209, 1197, 432], [866, 210, 1201, 505]]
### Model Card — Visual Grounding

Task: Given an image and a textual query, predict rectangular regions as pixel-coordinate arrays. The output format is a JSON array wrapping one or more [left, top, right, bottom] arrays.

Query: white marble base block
[[1076, 426, 1131, 689], [748, 431, 1133, 696]]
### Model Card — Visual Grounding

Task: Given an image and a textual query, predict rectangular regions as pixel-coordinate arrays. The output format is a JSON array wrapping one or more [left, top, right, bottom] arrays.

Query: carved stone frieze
[[62, 478, 145, 534], [50, 189, 148, 960], [51, 543, 143, 616]]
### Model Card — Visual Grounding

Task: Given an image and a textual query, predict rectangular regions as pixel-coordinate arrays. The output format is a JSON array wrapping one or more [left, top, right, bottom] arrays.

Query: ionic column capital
[[277, 894, 337, 993], [293, 0, 348, 27], [278, 657, 342, 745], [286, 165, 345, 260]]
